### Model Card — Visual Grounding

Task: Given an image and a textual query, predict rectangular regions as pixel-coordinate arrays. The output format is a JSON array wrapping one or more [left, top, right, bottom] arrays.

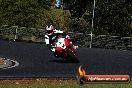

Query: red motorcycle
[[53, 35, 79, 62]]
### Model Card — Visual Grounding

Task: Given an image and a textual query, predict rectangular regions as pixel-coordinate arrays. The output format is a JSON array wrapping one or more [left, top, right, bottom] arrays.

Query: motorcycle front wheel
[[63, 48, 79, 62]]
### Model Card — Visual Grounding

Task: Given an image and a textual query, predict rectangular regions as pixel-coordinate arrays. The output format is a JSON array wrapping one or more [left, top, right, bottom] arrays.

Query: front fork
[[66, 45, 76, 54]]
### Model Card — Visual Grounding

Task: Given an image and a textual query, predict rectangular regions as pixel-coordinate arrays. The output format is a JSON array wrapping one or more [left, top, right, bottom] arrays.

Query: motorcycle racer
[[45, 23, 78, 58]]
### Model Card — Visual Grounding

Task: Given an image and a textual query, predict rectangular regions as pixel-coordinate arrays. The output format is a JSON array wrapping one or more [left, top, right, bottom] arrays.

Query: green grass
[[0, 82, 132, 88]]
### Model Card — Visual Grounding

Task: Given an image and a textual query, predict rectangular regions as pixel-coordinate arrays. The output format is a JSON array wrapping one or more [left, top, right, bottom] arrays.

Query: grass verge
[[0, 79, 131, 88]]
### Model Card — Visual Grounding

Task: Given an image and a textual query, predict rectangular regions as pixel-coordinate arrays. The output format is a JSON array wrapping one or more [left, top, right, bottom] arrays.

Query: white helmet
[[46, 24, 54, 35]]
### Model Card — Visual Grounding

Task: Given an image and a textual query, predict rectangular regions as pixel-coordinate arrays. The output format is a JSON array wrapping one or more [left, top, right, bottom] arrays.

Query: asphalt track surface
[[0, 40, 132, 78]]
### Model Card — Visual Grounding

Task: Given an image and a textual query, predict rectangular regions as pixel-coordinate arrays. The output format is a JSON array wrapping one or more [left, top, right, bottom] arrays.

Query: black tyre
[[65, 49, 79, 62], [53, 52, 60, 58]]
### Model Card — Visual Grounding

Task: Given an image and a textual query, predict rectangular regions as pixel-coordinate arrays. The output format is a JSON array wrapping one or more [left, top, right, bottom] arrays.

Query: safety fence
[[0, 25, 45, 42], [0, 25, 132, 51]]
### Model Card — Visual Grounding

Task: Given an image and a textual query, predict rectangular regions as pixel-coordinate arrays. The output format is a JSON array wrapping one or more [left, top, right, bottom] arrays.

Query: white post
[[90, 0, 96, 48], [15, 27, 18, 40], [12, 26, 18, 41]]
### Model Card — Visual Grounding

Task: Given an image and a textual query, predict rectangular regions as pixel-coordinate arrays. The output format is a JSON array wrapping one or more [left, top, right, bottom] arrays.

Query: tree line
[[64, 0, 132, 36], [0, 0, 132, 37]]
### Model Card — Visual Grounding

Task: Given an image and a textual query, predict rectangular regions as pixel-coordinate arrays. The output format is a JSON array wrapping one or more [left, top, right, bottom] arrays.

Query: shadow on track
[[49, 59, 80, 63]]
